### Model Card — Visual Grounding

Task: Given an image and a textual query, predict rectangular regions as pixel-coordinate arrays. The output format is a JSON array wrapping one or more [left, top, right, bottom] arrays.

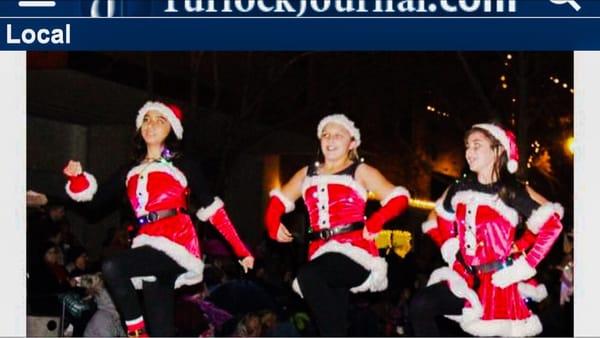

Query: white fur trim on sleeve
[[518, 282, 548, 302], [269, 189, 295, 213], [380, 186, 410, 206], [196, 197, 224, 222], [526, 202, 564, 234], [421, 219, 437, 234], [441, 237, 459, 266], [65, 172, 98, 202], [435, 199, 455, 221], [491, 256, 536, 289]]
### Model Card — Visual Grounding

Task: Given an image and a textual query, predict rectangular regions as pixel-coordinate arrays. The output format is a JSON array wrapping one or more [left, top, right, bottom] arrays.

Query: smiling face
[[140, 110, 172, 147], [319, 122, 357, 163], [465, 130, 502, 177]]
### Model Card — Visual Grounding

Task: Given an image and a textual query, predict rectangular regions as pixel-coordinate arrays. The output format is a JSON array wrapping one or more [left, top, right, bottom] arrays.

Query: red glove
[[197, 197, 251, 258], [365, 187, 410, 234], [513, 229, 537, 253], [264, 189, 295, 240], [422, 219, 444, 247], [524, 203, 564, 267]]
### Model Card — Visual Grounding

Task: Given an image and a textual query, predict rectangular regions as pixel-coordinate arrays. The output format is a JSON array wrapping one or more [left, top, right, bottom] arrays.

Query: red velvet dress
[[423, 179, 563, 336], [66, 158, 251, 290], [289, 162, 410, 295]]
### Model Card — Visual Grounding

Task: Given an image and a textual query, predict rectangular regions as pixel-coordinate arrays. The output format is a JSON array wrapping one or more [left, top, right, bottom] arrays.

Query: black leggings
[[408, 282, 464, 336], [296, 252, 370, 336], [101, 246, 185, 337]]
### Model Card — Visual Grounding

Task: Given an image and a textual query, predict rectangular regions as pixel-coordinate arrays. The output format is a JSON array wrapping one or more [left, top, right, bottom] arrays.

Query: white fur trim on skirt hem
[[291, 240, 388, 298], [130, 234, 204, 289], [459, 314, 542, 337]]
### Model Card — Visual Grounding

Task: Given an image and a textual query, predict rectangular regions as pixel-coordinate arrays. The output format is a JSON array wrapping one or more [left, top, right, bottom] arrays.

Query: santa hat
[[135, 101, 184, 140], [473, 123, 519, 174], [317, 114, 361, 147]]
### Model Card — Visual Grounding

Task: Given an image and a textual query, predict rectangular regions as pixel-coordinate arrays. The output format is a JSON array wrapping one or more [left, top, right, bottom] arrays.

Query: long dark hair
[[464, 125, 521, 205], [132, 129, 182, 163]]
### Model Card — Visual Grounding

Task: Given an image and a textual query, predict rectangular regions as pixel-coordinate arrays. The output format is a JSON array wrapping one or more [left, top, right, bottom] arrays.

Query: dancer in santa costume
[[63, 101, 254, 337], [410, 123, 563, 337], [264, 114, 410, 336]]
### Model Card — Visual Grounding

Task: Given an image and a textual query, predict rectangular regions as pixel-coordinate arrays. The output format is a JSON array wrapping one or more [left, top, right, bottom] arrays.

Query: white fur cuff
[[491, 256, 536, 289], [380, 186, 410, 206], [196, 197, 224, 222], [518, 282, 548, 302], [421, 219, 437, 234], [526, 202, 564, 234], [269, 189, 295, 213], [65, 172, 98, 202]]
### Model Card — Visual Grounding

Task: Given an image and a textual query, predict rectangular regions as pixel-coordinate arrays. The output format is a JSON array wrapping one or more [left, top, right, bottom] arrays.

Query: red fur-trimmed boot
[[126, 318, 148, 338]]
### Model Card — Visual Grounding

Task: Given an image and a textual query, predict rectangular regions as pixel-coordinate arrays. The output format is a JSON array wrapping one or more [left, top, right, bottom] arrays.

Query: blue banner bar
[[0, 0, 599, 18], [0, 1, 598, 49], [0, 18, 598, 50]]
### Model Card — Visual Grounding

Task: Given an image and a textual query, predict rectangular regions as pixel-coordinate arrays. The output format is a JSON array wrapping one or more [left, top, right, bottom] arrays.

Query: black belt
[[306, 222, 364, 241], [136, 208, 186, 226], [473, 256, 514, 274]]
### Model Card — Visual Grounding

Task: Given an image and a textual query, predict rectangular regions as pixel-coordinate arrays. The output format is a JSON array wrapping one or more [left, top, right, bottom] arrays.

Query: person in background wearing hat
[[62, 101, 254, 337], [410, 123, 564, 337], [264, 114, 410, 336]]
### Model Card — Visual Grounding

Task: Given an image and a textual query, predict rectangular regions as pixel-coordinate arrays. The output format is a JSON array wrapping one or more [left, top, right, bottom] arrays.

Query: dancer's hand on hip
[[276, 224, 294, 243], [362, 227, 378, 241]]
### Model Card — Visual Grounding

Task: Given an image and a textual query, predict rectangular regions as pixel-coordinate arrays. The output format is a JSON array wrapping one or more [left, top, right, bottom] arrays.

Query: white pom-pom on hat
[[473, 123, 520, 174]]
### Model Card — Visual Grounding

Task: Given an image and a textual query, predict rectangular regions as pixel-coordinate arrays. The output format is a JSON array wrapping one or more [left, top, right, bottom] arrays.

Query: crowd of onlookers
[[25, 192, 573, 337]]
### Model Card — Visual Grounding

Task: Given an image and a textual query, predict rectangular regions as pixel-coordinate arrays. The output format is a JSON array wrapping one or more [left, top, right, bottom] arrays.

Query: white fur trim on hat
[[317, 114, 361, 147], [65, 172, 98, 202], [131, 234, 204, 289], [473, 123, 517, 174], [269, 189, 296, 213], [136, 101, 183, 139], [526, 202, 564, 234], [196, 197, 224, 222], [518, 282, 548, 302], [421, 219, 437, 234], [380, 186, 411, 206]]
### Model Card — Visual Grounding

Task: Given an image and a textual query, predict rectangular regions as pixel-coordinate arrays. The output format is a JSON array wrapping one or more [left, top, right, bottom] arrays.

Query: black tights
[[101, 246, 184, 337], [296, 252, 370, 336], [408, 282, 464, 336]]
